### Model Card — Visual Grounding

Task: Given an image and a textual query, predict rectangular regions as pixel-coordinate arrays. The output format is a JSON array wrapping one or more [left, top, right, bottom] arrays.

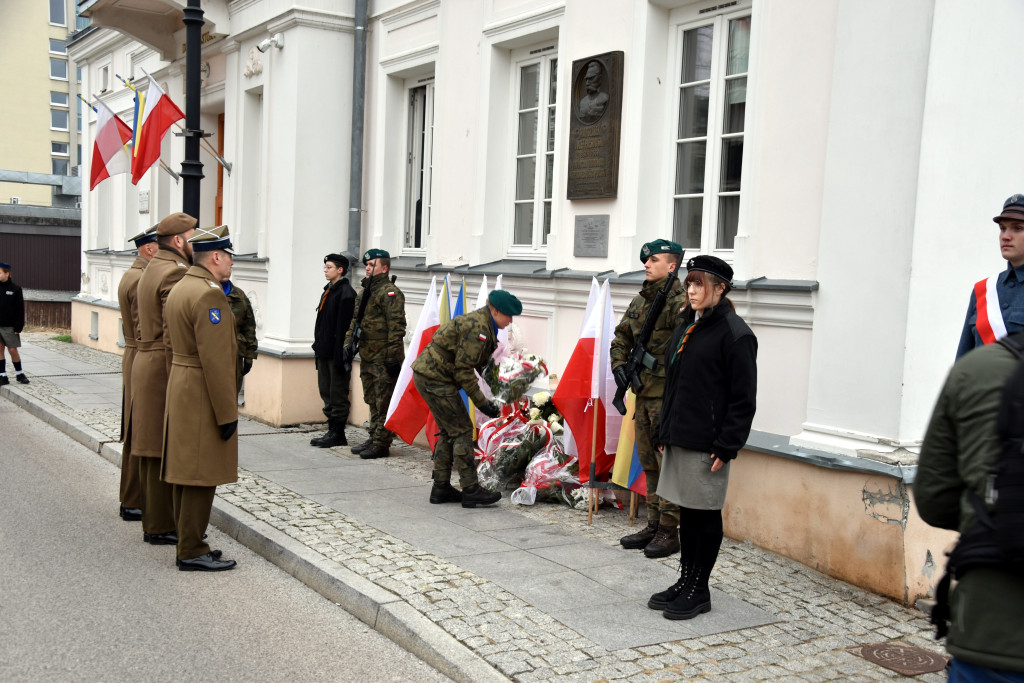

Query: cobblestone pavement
[[6, 333, 948, 681]]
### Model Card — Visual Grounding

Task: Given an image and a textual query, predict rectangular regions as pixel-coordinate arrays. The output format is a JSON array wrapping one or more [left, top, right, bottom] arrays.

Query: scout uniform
[[956, 194, 1024, 358], [131, 212, 196, 543], [162, 225, 238, 571], [610, 239, 686, 558], [411, 290, 521, 508], [346, 248, 406, 459], [311, 253, 357, 448], [0, 261, 29, 385], [115, 225, 157, 521], [223, 279, 258, 393]]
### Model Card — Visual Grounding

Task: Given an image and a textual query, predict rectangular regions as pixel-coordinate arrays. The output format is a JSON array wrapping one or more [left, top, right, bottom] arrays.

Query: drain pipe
[[347, 0, 368, 257]]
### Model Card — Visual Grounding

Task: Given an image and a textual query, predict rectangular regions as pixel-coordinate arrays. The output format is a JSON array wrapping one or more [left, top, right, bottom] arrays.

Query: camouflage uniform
[[225, 281, 257, 394], [412, 306, 496, 487], [346, 272, 406, 447], [610, 276, 686, 528]]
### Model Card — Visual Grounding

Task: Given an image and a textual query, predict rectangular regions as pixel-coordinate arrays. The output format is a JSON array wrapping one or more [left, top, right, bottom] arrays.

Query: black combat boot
[[359, 444, 389, 459], [644, 524, 681, 558], [663, 514, 722, 620], [648, 526, 692, 610], [461, 484, 501, 508], [620, 519, 658, 549], [314, 421, 347, 448], [429, 481, 462, 504], [351, 441, 370, 454]]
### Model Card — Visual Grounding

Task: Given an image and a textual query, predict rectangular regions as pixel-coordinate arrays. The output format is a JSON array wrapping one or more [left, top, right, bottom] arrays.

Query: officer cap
[[0, 261, 10, 270], [488, 289, 522, 316], [188, 225, 235, 254], [993, 194, 1024, 224], [128, 224, 158, 248], [639, 239, 683, 264], [362, 248, 390, 264], [324, 253, 349, 270], [685, 254, 733, 285], [156, 212, 198, 236]]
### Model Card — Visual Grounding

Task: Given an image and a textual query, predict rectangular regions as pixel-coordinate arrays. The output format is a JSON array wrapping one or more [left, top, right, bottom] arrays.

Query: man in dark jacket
[[311, 253, 357, 448], [0, 262, 29, 386], [916, 334, 1024, 678]]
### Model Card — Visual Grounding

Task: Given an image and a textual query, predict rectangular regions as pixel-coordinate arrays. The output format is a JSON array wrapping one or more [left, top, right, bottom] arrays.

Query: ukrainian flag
[[610, 390, 647, 495]]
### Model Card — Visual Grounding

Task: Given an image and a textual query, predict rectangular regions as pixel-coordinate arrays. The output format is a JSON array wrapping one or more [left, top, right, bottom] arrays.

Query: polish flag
[[562, 277, 600, 461], [89, 99, 133, 190], [385, 277, 442, 445], [130, 76, 184, 185], [552, 279, 617, 483]]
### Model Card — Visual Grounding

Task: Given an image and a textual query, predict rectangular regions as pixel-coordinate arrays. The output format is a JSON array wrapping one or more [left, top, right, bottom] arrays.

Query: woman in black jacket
[[647, 255, 757, 620]]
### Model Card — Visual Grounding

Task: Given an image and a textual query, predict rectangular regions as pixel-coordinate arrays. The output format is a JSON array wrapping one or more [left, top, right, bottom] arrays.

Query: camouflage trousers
[[413, 373, 478, 488], [360, 360, 396, 447], [636, 396, 679, 527]]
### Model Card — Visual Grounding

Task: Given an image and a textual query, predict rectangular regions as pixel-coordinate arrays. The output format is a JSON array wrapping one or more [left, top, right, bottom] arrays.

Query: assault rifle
[[342, 273, 397, 372], [612, 265, 680, 415]]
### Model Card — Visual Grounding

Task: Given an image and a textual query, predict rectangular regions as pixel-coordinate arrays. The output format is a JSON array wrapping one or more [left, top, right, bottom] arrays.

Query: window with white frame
[[511, 44, 558, 253], [404, 79, 435, 251], [49, 0, 66, 25], [52, 142, 69, 156], [50, 91, 68, 106], [51, 109, 69, 131], [49, 39, 66, 54], [50, 57, 68, 80], [671, 9, 751, 253]]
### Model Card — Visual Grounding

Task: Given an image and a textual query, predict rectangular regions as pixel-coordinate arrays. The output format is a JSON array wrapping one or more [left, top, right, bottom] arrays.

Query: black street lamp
[[180, 0, 205, 220]]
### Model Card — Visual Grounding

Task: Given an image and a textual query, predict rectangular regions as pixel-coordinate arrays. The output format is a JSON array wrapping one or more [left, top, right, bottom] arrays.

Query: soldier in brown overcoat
[[162, 226, 239, 571], [115, 225, 158, 522], [130, 212, 195, 545]]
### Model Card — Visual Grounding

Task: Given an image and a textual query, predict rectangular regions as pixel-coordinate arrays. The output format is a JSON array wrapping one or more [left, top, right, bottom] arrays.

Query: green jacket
[[345, 272, 406, 364], [411, 306, 496, 407], [916, 341, 1024, 672], [609, 276, 685, 399], [226, 283, 258, 362]]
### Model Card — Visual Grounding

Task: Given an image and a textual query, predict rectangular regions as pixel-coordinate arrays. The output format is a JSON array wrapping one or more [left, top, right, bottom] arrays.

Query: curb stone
[[2, 385, 505, 683]]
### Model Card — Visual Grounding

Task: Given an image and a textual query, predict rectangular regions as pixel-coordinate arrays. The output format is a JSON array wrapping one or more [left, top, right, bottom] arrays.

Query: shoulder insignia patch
[[209, 308, 221, 324], [387, 291, 396, 297], [478, 333, 487, 341]]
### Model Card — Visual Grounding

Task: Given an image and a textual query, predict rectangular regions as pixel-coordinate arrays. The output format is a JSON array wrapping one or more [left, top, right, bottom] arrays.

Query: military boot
[[461, 484, 501, 508], [620, 519, 658, 549], [314, 423, 347, 448], [359, 444, 389, 459], [429, 481, 462, 504], [663, 527, 721, 620], [644, 524, 681, 558], [648, 527, 692, 610], [350, 441, 370, 455]]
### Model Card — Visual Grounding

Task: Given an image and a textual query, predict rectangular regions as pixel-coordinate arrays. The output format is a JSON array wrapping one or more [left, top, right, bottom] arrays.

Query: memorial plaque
[[574, 215, 610, 257], [567, 51, 624, 200]]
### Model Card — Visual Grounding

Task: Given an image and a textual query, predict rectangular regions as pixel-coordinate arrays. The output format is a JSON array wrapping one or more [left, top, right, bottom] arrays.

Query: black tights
[[678, 507, 724, 585]]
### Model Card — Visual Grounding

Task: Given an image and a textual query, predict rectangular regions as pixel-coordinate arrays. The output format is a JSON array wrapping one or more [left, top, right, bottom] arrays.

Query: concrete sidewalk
[[2, 333, 946, 682]]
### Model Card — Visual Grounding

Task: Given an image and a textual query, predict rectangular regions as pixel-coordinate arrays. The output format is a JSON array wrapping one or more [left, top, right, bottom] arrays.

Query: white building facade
[[69, 0, 1024, 603]]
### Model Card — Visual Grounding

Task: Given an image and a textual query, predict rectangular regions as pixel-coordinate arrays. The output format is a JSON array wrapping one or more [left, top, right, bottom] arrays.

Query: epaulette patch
[[208, 282, 220, 289], [177, 262, 187, 268]]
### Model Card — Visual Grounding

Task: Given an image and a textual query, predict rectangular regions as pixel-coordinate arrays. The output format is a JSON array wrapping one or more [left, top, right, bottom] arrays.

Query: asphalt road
[[0, 399, 451, 682]]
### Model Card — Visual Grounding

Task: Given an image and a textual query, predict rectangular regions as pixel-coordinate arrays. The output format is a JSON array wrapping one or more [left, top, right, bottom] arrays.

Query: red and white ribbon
[[973, 276, 1008, 345]]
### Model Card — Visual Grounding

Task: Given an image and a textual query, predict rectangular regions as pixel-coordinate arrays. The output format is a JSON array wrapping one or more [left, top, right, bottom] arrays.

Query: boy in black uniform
[[0, 261, 29, 385]]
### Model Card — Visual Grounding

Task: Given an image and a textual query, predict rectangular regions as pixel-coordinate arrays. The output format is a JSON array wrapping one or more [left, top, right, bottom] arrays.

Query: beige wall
[[0, 0, 80, 205]]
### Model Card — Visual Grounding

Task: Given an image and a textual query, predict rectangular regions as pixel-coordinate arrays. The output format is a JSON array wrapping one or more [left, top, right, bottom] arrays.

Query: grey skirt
[[656, 445, 731, 510]]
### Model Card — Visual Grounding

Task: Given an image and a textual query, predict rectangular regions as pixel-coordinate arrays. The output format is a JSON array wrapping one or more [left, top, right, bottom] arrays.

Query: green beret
[[488, 289, 522, 316], [156, 212, 198, 236], [639, 239, 683, 264], [361, 248, 390, 264]]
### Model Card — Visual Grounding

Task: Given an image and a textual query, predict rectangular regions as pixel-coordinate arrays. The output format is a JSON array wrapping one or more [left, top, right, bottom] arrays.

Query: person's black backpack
[[931, 330, 1024, 638]]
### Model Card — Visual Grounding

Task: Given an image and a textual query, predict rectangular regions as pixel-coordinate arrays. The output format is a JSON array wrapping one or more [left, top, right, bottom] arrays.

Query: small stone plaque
[[138, 190, 150, 214], [574, 215, 609, 257]]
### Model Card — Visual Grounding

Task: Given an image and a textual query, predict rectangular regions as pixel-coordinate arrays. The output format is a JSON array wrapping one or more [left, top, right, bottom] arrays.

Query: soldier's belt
[[124, 340, 138, 349], [171, 353, 202, 368], [137, 340, 165, 351]]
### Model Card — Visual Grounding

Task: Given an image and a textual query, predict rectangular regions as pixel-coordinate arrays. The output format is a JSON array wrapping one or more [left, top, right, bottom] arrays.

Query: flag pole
[[588, 398, 598, 524]]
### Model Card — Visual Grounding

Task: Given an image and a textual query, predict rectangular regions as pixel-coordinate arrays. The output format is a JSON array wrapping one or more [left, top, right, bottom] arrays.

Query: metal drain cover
[[846, 642, 949, 676]]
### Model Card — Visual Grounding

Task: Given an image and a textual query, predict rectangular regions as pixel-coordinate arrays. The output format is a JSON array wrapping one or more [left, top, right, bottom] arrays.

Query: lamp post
[[181, 0, 205, 220]]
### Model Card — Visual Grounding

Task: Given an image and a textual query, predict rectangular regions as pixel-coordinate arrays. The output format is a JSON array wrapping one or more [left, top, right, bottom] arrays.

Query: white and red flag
[[552, 279, 618, 483], [130, 75, 184, 185], [89, 99, 133, 190], [385, 277, 442, 445]]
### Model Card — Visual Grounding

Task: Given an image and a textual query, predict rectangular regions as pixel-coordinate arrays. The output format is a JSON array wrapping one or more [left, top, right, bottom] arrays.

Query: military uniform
[[161, 225, 238, 571], [115, 226, 157, 520], [224, 281, 257, 393], [346, 267, 406, 453], [131, 214, 196, 540], [412, 306, 497, 488], [611, 239, 686, 557]]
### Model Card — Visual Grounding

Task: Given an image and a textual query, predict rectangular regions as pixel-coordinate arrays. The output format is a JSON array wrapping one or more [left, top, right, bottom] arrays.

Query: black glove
[[613, 365, 629, 391], [478, 400, 501, 419], [219, 421, 237, 440], [242, 359, 253, 376], [341, 346, 355, 364], [384, 361, 402, 378]]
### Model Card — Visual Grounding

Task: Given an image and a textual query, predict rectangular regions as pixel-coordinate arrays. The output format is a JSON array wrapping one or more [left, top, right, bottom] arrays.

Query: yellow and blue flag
[[610, 390, 647, 495]]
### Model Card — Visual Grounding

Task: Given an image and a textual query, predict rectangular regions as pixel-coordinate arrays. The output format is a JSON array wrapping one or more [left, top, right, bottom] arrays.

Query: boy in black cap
[[0, 261, 29, 386], [611, 239, 686, 558], [956, 194, 1024, 358], [311, 253, 357, 447]]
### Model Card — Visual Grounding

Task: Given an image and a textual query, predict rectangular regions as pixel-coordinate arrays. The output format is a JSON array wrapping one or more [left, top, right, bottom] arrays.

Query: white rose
[[551, 422, 564, 434], [529, 407, 541, 420], [533, 391, 550, 406], [547, 414, 561, 424]]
